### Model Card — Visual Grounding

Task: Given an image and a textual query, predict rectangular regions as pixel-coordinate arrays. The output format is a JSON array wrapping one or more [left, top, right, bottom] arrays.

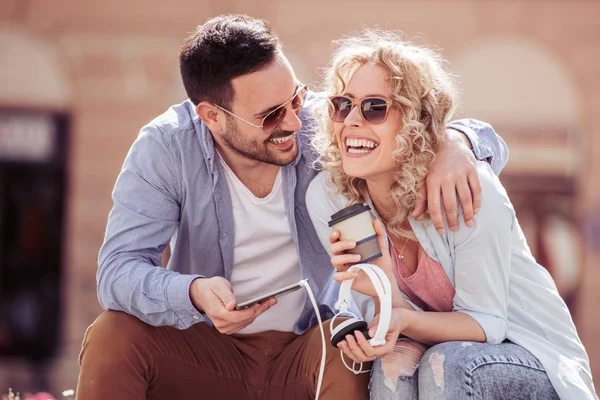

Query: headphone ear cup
[[330, 318, 371, 348]]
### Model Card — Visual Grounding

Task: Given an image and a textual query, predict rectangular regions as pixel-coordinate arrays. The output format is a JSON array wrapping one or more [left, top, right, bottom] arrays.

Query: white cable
[[340, 348, 371, 374], [299, 279, 326, 400]]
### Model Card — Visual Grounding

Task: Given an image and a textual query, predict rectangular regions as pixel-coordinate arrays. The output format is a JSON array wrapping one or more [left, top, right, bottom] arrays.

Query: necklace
[[389, 235, 410, 259]]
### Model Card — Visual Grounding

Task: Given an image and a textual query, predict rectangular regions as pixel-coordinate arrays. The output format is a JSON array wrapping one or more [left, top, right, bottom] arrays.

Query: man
[[76, 15, 508, 400]]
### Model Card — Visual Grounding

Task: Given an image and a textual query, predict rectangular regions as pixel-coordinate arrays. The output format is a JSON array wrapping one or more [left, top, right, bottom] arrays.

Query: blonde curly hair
[[311, 29, 458, 239]]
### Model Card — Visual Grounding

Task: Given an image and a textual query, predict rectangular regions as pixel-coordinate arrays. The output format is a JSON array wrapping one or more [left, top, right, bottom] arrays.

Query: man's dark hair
[[179, 14, 281, 108]]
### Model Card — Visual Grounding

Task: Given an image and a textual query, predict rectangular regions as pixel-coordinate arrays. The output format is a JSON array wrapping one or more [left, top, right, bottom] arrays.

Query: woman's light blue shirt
[[307, 162, 597, 399]]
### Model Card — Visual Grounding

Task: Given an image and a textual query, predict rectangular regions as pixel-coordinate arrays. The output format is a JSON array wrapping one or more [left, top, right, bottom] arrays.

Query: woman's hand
[[336, 308, 406, 363], [330, 219, 395, 297], [329, 228, 362, 272]]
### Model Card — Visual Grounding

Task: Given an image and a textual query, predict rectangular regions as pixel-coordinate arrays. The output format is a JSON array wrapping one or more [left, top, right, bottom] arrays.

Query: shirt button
[[192, 315, 200, 320]]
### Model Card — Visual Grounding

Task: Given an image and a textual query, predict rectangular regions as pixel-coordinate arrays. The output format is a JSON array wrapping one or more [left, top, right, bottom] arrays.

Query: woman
[[306, 30, 597, 399]]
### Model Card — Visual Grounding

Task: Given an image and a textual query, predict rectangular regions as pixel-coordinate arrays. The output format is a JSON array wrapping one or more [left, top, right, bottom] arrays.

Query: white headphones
[[329, 263, 392, 348]]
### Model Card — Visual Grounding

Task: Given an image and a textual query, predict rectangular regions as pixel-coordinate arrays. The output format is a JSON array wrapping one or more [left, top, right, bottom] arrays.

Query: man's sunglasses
[[214, 85, 308, 134], [328, 95, 393, 124]]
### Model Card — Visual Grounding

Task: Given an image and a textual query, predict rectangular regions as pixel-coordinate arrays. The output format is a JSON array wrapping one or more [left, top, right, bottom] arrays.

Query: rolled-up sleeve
[[448, 118, 509, 175], [451, 162, 514, 344], [97, 126, 204, 329]]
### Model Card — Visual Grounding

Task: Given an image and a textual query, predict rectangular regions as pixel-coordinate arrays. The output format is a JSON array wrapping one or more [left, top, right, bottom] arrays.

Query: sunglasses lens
[[292, 87, 307, 114], [330, 97, 353, 122], [263, 107, 286, 134], [361, 98, 389, 123], [263, 87, 307, 133]]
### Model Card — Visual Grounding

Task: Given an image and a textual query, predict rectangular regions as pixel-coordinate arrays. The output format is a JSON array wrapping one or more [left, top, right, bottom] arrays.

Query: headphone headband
[[333, 263, 392, 347]]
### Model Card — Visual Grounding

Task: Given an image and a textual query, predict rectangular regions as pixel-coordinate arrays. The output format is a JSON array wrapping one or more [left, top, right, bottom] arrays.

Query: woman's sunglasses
[[328, 95, 393, 124], [214, 85, 308, 134]]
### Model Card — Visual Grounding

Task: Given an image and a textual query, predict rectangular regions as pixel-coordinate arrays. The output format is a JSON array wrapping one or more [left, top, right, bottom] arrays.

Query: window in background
[[0, 110, 69, 363]]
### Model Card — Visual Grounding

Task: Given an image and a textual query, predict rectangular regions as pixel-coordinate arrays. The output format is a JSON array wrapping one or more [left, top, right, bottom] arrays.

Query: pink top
[[389, 243, 455, 312]]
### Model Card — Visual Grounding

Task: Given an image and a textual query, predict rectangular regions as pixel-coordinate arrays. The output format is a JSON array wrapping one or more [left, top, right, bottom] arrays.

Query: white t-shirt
[[219, 157, 305, 334]]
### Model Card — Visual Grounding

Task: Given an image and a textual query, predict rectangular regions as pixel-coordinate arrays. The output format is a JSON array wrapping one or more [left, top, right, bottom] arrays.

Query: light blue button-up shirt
[[306, 162, 596, 400], [97, 95, 507, 334]]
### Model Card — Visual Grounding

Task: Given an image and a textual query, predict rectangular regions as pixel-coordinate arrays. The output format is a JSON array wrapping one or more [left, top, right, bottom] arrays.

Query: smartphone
[[235, 279, 307, 310]]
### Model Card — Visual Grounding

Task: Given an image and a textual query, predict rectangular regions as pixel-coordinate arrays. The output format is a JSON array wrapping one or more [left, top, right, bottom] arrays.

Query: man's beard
[[221, 117, 298, 166]]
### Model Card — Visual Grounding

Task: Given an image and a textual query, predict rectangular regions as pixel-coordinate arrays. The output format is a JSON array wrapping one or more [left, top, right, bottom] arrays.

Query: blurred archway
[[453, 37, 583, 309]]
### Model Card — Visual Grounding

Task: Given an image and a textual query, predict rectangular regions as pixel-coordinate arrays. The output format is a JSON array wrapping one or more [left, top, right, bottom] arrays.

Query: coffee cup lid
[[328, 203, 371, 227]]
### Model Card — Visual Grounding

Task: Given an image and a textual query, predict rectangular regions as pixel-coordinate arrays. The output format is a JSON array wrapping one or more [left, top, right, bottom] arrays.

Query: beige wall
[[1, 0, 599, 394]]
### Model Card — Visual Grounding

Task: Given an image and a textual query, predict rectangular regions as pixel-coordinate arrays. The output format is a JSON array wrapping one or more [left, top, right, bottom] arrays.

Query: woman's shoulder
[[412, 161, 516, 246], [308, 169, 330, 187], [448, 161, 516, 243], [307, 170, 330, 202], [474, 161, 514, 217], [306, 170, 348, 215], [307, 170, 340, 201]]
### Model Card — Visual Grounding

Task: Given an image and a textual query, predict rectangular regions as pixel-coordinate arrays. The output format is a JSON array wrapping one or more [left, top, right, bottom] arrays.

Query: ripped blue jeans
[[369, 339, 559, 400]]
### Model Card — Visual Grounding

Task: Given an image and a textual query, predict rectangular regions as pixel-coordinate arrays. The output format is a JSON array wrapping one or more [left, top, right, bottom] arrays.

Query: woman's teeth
[[348, 148, 372, 154], [345, 138, 378, 154]]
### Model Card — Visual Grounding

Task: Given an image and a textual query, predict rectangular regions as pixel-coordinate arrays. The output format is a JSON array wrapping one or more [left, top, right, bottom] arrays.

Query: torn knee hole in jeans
[[381, 339, 428, 391], [428, 352, 446, 390]]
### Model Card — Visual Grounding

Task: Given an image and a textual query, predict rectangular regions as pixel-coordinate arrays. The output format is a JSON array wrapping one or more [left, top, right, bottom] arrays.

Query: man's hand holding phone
[[189, 276, 276, 334]]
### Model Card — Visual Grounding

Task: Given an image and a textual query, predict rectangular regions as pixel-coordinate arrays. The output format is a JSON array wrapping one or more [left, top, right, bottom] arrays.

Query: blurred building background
[[0, 0, 599, 395]]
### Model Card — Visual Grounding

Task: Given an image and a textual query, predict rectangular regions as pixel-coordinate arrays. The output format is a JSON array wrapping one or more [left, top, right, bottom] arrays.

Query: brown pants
[[76, 311, 370, 400]]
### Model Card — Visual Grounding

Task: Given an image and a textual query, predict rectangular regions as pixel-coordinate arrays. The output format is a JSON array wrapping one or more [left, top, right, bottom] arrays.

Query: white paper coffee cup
[[328, 203, 382, 263]]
